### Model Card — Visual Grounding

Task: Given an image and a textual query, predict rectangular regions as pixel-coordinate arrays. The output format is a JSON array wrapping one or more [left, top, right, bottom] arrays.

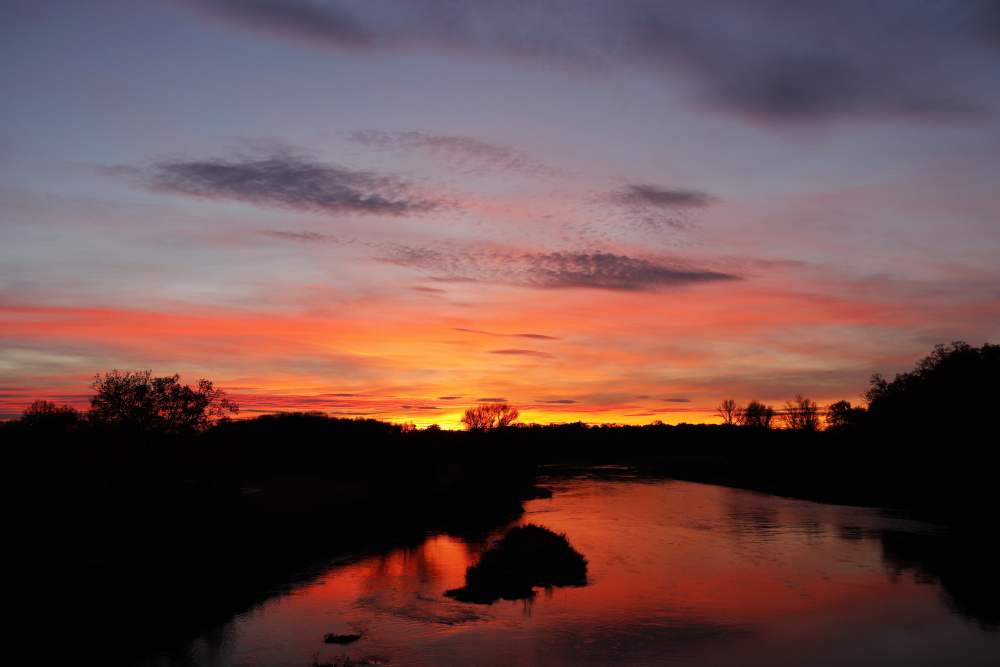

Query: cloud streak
[[179, 0, 374, 47], [489, 349, 555, 358], [350, 131, 560, 176], [177, 0, 999, 123], [609, 184, 715, 210], [452, 328, 560, 340], [385, 246, 739, 291], [261, 230, 340, 242], [113, 150, 441, 216], [602, 183, 717, 233]]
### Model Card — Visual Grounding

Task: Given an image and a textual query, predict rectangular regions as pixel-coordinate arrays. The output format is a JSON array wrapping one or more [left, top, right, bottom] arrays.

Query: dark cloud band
[[116, 151, 440, 216], [178, 0, 998, 123], [611, 184, 715, 209], [385, 246, 739, 291]]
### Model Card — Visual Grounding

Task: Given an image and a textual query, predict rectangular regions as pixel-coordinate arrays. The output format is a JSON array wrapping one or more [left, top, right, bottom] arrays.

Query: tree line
[[712, 341, 998, 437], [715, 394, 823, 430], [17, 369, 239, 436], [12, 341, 996, 439]]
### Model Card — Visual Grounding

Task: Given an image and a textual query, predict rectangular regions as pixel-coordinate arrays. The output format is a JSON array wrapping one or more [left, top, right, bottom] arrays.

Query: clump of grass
[[445, 523, 588, 604]]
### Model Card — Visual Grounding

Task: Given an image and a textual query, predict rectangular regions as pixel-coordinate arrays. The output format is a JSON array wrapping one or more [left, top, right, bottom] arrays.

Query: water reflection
[[142, 475, 1000, 667], [880, 528, 1000, 631]]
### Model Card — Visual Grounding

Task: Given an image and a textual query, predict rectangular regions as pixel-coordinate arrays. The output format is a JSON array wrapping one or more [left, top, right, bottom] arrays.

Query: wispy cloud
[[609, 184, 715, 210], [178, 0, 374, 47], [261, 230, 340, 242], [453, 328, 560, 340], [384, 246, 739, 291], [350, 131, 560, 176], [111, 149, 441, 216], [602, 183, 717, 233], [661, 398, 692, 403], [177, 0, 998, 123], [489, 349, 555, 358]]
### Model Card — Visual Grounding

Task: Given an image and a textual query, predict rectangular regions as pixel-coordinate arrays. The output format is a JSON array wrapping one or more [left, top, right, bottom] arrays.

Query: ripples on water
[[144, 473, 1000, 667]]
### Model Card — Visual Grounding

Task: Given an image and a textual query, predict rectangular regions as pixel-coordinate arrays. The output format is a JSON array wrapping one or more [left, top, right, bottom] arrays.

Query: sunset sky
[[3, 0, 999, 426]]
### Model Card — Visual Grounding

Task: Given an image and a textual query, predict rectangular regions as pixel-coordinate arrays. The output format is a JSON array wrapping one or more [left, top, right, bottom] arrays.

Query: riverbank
[[635, 455, 1000, 526]]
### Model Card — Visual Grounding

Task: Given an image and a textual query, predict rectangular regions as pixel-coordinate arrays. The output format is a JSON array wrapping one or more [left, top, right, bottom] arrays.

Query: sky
[[2, 0, 999, 427]]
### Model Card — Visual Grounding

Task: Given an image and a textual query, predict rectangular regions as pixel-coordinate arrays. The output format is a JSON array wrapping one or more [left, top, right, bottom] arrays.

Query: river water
[[144, 470, 1000, 666]]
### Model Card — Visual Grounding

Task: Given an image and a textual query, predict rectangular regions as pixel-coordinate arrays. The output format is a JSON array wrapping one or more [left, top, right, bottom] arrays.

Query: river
[[142, 469, 1000, 666]]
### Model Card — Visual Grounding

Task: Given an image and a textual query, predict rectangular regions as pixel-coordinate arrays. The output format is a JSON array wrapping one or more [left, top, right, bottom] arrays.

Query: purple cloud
[[113, 150, 441, 216], [385, 246, 739, 291], [179, 0, 373, 47], [177, 0, 998, 123], [350, 131, 559, 176], [610, 184, 715, 210]]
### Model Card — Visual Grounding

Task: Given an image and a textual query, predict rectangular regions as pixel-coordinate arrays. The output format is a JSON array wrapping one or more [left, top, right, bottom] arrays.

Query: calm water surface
[[146, 473, 1000, 666]]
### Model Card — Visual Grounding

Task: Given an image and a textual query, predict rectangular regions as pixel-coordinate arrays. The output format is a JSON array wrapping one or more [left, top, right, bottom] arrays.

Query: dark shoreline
[[11, 470, 532, 666]]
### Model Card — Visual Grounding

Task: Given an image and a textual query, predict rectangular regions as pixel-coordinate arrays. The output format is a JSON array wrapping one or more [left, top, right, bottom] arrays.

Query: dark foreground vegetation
[[5, 375, 537, 664], [445, 524, 588, 604], [5, 342, 999, 662]]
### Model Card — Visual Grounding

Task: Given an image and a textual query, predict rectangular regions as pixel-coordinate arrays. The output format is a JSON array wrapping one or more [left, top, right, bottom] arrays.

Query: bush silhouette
[[445, 523, 587, 603]]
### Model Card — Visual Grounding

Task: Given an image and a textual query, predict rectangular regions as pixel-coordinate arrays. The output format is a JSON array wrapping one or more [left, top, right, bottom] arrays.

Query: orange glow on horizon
[[0, 284, 875, 425]]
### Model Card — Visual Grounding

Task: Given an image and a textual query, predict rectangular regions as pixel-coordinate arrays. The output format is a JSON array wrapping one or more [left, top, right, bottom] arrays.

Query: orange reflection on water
[[156, 477, 996, 667]]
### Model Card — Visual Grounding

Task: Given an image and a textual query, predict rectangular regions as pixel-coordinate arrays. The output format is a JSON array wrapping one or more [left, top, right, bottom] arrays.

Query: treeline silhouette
[[6, 342, 999, 519]]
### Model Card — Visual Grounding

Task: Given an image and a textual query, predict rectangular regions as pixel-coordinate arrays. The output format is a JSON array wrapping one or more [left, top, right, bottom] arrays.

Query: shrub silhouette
[[445, 523, 587, 604]]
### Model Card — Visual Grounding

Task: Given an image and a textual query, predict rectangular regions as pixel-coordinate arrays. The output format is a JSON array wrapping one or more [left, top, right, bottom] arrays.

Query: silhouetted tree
[[826, 400, 866, 431], [738, 400, 775, 429], [88, 370, 238, 435], [461, 402, 520, 431], [781, 394, 821, 430], [20, 399, 81, 431], [864, 341, 1000, 446], [716, 399, 741, 425]]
